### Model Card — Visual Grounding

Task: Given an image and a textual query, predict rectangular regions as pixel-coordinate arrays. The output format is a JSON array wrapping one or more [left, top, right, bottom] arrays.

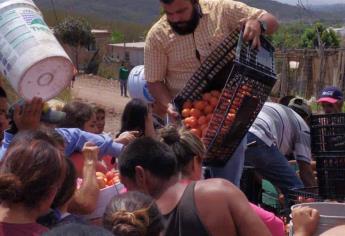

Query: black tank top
[[163, 182, 210, 236]]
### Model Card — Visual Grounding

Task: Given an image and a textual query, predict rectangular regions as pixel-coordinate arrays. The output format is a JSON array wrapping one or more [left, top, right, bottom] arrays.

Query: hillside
[[34, 0, 344, 26]]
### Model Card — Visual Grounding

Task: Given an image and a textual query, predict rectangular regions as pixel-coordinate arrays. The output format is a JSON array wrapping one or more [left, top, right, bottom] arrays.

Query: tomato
[[181, 108, 191, 118], [209, 97, 218, 107], [190, 108, 202, 118], [204, 105, 214, 114], [190, 128, 202, 138], [305, 198, 315, 203], [192, 101, 205, 110], [210, 90, 221, 98], [183, 101, 193, 109], [198, 116, 207, 125], [189, 116, 198, 128], [202, 93, 212, 101], [105, 171, 116, 181]]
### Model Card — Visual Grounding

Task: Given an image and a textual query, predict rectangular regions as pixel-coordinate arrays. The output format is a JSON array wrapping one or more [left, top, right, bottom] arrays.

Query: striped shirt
[[144, 0, 266, 96], [249, 102, 312, 163]]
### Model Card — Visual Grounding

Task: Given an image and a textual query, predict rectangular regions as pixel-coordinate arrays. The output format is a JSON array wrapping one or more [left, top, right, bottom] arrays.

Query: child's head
[[60, 101, 98, 133], [93, 106, 106, 134], [119, 99, 148, 137]]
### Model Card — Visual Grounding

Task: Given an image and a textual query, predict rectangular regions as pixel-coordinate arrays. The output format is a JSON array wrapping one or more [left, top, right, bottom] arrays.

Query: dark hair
[[279, 95, 295, 106], [0, 87, 7, 98], [39, 127, 65, 147], [118, 137, 177, 180], [103, 191, 164, 236], [94, 106, 106, 115], [51, 158, 77, 208], [60, 101, 94, 129], [160, 125, 205, 172], [0, 131, 66, 208], [118, 99, 148, 137], [43, 223, 114, 236]]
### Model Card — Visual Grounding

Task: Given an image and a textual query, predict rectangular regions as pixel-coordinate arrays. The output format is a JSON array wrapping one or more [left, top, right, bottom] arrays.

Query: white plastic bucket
[[127, 65, 155, 103], [290, 202, 345, 235], [0, 0, 73, 101]]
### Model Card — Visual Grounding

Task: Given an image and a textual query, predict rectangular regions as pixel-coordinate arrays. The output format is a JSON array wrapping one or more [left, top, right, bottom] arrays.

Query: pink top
[[250, 203, 285, 236]]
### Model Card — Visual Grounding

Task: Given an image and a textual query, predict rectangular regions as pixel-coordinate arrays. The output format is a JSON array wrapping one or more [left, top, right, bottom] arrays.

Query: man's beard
[[168, 5, 201, 35]]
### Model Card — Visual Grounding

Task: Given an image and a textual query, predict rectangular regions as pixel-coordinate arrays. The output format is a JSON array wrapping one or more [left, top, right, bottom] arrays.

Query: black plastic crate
[[287, 187, 322, 207], [311, 113, 345, 153], [316, 153, 345, 200], [174, 29, 276, 166]]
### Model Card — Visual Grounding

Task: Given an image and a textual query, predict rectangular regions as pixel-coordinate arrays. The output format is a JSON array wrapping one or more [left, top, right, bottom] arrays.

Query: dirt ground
[[71, 75, 130, 137]]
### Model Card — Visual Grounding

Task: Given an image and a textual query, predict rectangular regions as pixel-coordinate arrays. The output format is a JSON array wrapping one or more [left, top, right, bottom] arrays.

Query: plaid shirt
[[144, 0, 266, 96]]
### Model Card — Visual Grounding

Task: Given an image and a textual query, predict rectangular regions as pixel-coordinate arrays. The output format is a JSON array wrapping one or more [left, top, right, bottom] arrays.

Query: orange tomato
[[209, 97, 218, 107], [183, 117, 192, 127], [204, 105, 214, 114], [194, 100, 207, 110], [202, 93, 212, 101], [190, 128, 202, 138], [206, 113, 213, 122], [182, 108, 191, 118], [226, 113, 236, 122], [190, 108, 202, 118], [183, 101, 193, 109], [198, 115, 207, 125], [210, 90, 221, 98], [189, 116, 198, 128]]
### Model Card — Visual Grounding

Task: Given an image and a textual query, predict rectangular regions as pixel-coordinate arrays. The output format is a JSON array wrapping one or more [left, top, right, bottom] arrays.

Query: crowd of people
[[1, 0, 345, 235]]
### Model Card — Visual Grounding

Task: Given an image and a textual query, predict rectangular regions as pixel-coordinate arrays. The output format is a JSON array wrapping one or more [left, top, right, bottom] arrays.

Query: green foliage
[[300, 22, 341, 49], [54, 17, 95, 48], [111, 31, 125, 43], [271, 22, 341, 49], [271, 22, 309, 49]]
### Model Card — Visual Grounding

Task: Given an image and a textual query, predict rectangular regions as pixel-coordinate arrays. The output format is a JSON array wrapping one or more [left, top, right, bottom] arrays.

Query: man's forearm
[[297, 160, 317, 187], [147, 81, 173, 108], [258, 13, 279, 35]]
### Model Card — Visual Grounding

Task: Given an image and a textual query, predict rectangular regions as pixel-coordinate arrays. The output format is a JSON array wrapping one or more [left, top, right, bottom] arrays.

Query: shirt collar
[[199, 0, 211, 15]]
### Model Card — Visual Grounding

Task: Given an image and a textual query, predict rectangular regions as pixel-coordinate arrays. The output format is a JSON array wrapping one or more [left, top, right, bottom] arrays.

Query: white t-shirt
[[249, 102, 311, 163]]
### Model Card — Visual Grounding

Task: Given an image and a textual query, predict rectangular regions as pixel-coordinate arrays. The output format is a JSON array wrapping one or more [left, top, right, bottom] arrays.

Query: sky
[[275, 0, 345, 5]]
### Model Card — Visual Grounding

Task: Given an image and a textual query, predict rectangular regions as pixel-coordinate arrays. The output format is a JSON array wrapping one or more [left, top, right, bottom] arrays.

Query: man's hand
[[14, 97, 43, 131], [241, 18, 262, 49], [167, 103, 179, 122], [82, 142, 99, 163], [292, 206, 320, 236], [115, 131, 139, 145]]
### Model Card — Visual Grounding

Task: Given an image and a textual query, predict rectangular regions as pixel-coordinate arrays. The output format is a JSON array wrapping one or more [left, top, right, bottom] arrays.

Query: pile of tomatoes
[[181, 85, 253, 138], [96, 170, 120, 189], [181, 90, 221, 138]]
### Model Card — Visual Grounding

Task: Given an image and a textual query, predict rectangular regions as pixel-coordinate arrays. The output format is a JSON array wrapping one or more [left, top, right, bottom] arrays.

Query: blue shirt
[[0, 128, 123, 160]]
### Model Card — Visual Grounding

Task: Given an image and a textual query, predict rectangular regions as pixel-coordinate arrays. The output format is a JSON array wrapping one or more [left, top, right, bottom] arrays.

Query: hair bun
[[111, 210, 148, 236], [160, 125, 180, 145], [0, 173, 23, 202]]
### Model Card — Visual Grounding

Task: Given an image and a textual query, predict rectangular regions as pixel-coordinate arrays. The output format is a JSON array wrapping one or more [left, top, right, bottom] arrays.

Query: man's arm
[[297, 160, 316, 187]]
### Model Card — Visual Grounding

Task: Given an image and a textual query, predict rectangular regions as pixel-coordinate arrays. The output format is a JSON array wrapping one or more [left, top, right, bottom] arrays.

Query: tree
[[270, 22, 308, 49], [54, 17, 95, 71], [111, 31, 125, 43], [300, 22, 341, 49]]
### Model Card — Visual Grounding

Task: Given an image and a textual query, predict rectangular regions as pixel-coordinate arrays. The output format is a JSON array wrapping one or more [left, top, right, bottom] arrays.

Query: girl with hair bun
[[159, 125, 285, 236], [103, 191, 164, 236], [0, 130, 66, 236]]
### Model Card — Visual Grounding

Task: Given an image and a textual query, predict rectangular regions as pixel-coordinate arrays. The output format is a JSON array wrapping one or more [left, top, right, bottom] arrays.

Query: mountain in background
[[34, 0, 344, 26]]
